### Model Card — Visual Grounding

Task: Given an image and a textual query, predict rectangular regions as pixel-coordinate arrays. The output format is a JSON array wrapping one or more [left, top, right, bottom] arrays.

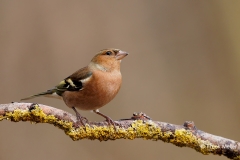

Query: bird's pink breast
[[62, 70, 122, 110]]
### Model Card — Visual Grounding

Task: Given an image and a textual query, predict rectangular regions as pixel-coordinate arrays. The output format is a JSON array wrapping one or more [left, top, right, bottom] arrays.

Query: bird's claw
[[105, 117, 117, 130], [76, 115, 89, 126], [72, 107, 89, 127]]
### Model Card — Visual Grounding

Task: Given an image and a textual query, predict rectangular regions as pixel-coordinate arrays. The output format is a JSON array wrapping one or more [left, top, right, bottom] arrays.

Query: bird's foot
[[93, 110, 117, 130], [105, 116, 117, 130], [76, 114, 89, 126], [72, 107, 88, 127]]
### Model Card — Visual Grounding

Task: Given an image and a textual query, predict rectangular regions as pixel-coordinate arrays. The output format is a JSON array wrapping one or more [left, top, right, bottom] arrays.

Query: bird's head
[[91, 48, 128, 72]]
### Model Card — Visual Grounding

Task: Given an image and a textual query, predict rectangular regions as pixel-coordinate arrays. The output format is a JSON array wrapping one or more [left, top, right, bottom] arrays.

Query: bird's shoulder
[[68, 66, 93, 81]]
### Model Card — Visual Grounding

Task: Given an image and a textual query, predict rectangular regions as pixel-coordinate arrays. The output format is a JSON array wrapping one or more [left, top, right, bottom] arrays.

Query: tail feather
[[21, 89, 56, 101]]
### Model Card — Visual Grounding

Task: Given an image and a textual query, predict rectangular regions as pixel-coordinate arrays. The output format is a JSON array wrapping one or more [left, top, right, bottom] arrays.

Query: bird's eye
[[106, 51, 112, 56]]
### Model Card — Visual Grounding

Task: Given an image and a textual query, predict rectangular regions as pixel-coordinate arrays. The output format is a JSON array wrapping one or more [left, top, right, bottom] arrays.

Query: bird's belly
[[62, 76, 121, 110]]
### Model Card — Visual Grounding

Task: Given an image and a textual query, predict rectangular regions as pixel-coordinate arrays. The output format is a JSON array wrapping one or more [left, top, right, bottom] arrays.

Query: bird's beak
[[115, 50, 128, 60]]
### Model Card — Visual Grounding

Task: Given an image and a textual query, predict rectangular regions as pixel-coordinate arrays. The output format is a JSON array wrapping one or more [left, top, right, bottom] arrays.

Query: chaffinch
[[21, 48, 128, 127]]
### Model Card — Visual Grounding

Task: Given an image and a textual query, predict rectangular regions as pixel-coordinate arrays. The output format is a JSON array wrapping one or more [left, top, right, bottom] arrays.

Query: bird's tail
[[21, 89, 60, 101]]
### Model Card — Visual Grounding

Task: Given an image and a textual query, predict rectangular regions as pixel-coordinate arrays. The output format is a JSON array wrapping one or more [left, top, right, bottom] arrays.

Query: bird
[[21, 48, 128, 127]]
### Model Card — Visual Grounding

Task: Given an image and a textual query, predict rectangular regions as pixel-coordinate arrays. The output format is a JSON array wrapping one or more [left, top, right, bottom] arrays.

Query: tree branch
[[0, 103, 239, 159]]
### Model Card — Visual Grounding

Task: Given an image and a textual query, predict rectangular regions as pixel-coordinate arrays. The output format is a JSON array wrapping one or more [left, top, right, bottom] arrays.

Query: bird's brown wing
[[55, 67, 92, 95]]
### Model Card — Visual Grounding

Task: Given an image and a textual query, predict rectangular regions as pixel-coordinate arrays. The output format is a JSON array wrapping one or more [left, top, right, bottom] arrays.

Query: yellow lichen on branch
[[0, 103, 239, 159]]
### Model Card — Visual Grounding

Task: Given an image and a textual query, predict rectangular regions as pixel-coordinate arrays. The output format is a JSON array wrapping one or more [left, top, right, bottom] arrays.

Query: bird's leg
[[93, 110, 117, 130], [72, 107, 88, 126]]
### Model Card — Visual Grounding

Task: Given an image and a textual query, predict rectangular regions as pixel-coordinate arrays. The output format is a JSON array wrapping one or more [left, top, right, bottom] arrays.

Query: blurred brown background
[[0, 1, 240, 160]]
